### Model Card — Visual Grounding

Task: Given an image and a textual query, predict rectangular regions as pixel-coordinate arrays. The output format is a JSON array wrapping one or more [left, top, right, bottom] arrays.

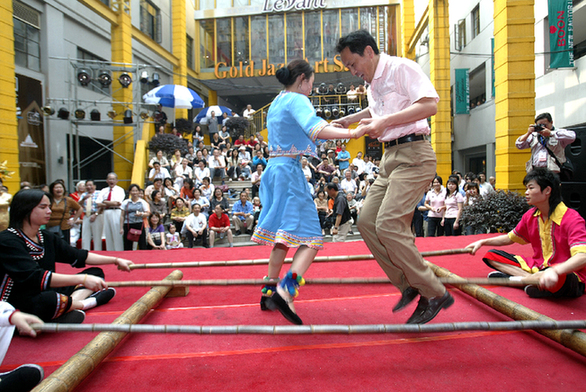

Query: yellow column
[[493, 0, 534, 192], [428, 0, 451, 180], [0, 2, 19, 191], [208, 90, 217, 106], [172, 0, 188, 120], [401, 0, 416, 60], [111, 0, 134, 188]]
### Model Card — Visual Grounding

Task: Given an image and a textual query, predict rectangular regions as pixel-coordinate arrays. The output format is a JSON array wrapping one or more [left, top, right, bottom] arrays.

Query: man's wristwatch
[[334, 226, 339, 230]]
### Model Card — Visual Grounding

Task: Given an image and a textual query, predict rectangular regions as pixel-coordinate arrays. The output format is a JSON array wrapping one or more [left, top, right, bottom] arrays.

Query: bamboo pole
[[32, 270, 184, 392], [106, 276, 537, 288], [33, 319, 586, 335], [427, 262, 586, 357], [128, 248, 472, 270]]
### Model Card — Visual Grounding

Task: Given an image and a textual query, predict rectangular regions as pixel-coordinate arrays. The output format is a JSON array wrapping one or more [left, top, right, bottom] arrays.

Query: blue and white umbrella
[[194, 105, 232, 124], [143, 85, 205, 109]]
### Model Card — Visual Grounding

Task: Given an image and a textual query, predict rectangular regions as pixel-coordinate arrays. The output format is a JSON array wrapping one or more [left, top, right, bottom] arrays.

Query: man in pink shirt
[[333, 30, 452, 324], [467, 168, 586, 298]]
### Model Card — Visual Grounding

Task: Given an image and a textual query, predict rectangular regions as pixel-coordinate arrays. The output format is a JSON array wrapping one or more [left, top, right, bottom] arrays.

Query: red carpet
[[4, 235, 586, 391]]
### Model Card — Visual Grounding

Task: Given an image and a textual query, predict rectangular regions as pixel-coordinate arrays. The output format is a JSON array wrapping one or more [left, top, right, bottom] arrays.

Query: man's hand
[[538, 268, 558, 289], [465, 240, 485, 255], [356, 117, 388, 139], [11, 311, 43, 337]]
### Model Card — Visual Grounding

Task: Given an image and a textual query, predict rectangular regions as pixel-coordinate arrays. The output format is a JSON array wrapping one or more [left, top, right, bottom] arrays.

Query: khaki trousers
[[357, 140, 445, 298]]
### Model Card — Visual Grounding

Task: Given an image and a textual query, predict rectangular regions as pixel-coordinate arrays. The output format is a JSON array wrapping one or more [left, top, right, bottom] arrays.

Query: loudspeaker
[[561, 182, 586, 220], [565, 126, 586, 182]]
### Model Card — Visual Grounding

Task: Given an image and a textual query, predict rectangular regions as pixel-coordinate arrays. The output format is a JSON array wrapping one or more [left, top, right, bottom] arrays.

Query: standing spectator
[[47, 181, 82, 245], [208, 204, 234, 248], [146, 212, 166, 250], [251, 164, 263, 198], [442, 178, 464, 236], [80, 180, 104, 251], [477, 172, 495, 198], [221, 112, 230, 126], [424, 176, 446, 237], [208, 111, 219, 135], [183, 204, 209, 248], [149, 150, 170, 170], [69, 181, 86, 246], [243, 104, 256, 133], [336, 144, 351, 171], [166, 223, 183, 249], [232, 191, 254, 235], [98, 172, 125, 251], [352, 151, 365, 175], [413, 193, 428, 237], [209, 148, 227, 181], [326, 183, 352, 242], [69, 181, 85, 202], [463, 182, 484, 235], [119, 184, 149, 251], [316, 157, 335, 182], [170, 197, 190, 233], [516, 112, 575, 179], [314, 190, 329, 235], [0, 179, 12, 231], [148, 161, 171, 182]]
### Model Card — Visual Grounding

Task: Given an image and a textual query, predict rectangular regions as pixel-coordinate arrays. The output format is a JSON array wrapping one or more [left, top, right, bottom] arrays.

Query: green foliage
[[461, 190, 531, 233], [148, 134, 189, 156], [225, 117, 249, 138]]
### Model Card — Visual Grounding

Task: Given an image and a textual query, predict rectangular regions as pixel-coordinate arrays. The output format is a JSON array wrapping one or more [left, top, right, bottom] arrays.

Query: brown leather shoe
[[392, 287, 419, 313], [406, 291, 454, 324]]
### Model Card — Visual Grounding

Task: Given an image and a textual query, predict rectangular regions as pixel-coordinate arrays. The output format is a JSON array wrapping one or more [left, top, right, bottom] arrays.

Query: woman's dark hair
[[445, 178, 459, 198], [214, 188, 223, 198], [128, 183, 141, 194], [148, 212, 161, 228], [174, 196, 185, 205], [183, 178, 194, 189], [275, 59, 314, 87], [164, 178, 174, 187], [433, 175, 443, 186], [202, 177, 210, 184], [49, 180, 66, 196], [151, 190, 161, 200], [466, 182, 479, 193], [523, 168, 562, 217], [9, 189, 51, 230], [335, 29, 380, 56]]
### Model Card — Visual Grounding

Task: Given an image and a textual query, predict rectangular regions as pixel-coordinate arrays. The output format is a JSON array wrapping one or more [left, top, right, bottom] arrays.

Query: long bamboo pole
[[427, 262, 586, 357], [32, 270, 184, 392], [128, 248, 472, 270], [32, 319, 586, 335], [106, 276, 538, 288]]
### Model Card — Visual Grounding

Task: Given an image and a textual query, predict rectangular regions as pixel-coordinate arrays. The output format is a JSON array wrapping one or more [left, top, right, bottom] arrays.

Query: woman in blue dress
[[252, 60, 364, 324]]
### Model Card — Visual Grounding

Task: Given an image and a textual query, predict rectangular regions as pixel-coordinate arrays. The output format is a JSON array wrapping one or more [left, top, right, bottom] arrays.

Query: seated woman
[[149, 190, 168, 222], [180, 178, 196, 202], [210, 187, 229, 213], [146, 212, 166, 250], [0, 189, 132, 323], [199, 177, 215, 200], [170, 197, 190, 234]]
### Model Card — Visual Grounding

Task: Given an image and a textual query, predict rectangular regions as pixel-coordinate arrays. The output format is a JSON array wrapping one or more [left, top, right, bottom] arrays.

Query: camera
[[534, 123, 547, 132]]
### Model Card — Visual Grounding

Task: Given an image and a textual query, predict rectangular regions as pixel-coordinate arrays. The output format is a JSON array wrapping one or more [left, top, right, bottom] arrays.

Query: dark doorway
[[468, 156, 486, 175], [67, 135, 112, 189]]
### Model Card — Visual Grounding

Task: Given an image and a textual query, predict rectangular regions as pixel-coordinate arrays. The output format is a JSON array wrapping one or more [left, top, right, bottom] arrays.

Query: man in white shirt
[[363, 155, 374, 175], [148, 162, 171, 182], [174, 158, 193, 190], [340, 170, 358, 197], [97, 172, 125, 251], [79, 179, 104, 251], [243, 104, 256, 133], [352, 151, 366, 175], [209, 148, 227, 181], [182, 203, 209, 248], [251, 164, 263, 198]]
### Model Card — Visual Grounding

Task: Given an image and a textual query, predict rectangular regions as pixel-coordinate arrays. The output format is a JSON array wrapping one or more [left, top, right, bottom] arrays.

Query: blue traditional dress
[[252, 91, 328, 249]]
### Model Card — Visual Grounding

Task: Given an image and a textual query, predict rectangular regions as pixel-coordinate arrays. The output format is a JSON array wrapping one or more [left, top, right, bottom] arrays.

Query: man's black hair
[[535, 113, 553, 123], [523, 168, 562, 217], [335, 30, 380, 56]]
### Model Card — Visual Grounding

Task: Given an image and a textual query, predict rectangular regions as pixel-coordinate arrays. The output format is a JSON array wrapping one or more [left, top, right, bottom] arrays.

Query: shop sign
[[214, 55, 345, 79], [262, 0, 326, 13]]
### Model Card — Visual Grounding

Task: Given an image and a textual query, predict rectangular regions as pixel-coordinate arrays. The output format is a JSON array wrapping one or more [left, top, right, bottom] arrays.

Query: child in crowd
[[166, 223, 183, 249]]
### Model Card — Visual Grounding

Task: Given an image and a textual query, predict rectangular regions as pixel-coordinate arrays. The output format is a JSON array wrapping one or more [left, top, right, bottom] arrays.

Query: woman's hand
[[114, 257, 133, 272], [82, 275, 107, 291]]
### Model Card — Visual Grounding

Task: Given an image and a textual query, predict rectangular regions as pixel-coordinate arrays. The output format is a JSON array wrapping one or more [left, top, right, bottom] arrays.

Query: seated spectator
[[148, 190, 168, 221], [210, 187, 230, 213], [208, 204, 234, 248], [237, 146, 252, 180], [146, 212, 166, 250], [192, 150, 206, 168], [227, 148, 241, 180], [148, 161, 171, 182], [145, 178, 165, 202], [326, 183, 352, 242], [233, 134, 247, 149], [331, 176, 341, 190], [182, 203, 209, 248], [166, 223, 183, 249], [219, 125, 231, 147], [343, 164, 359, 180], [193, 160, 210, 187], [185, 146, 196, 164], [180, 178, 196, 202], [251, 164, 263, 198], [193, 125, 204, 145], [316, 157, 335, 182], [200, 177, 215, 200], [170, 197, 190, 234], [170, 149, 183, 171], [340, 170, 358, 197], [363, 155, 374, 176], [231, 191, 254, 235], [149, 150, 170, 170], [252, 149, 267, 170], [173, 158, 193, 191], [314, 175, 327, 197], [301, 158, 314, 184], [252, 196, 262, 228], [347, 192, 359, 226], [190, 188, 210, 218], [209, 148, 227, 181], [210, 132, 222, 150], [163, 177, 179, 210], [347, 84, 357, 102], [314, 190, 329, 235]]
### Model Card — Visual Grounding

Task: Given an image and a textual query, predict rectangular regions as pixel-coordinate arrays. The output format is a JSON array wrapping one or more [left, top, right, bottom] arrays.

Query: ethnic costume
[[0, 228, 103, 321], [251, 91, 327, 249], [483, 202, 586, 297]]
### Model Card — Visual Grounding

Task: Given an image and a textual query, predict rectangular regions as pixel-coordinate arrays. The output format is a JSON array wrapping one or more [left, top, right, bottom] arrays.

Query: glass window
[[286, 13, 303, 61], [341, 9, 358, 36], [186, 35, 194, 69], [216, 0, 232, 8], [234, 17, 249, 64], [13, 18, 40, 72], [323, 10, 339, 64], [360, 7, 377, 36], [268, 14, 285, 64], [199, 0, 215, 10], [471, 6, 480, 39], [217, 18, 232, 66], [140, 0, 161, 42], [304, 11, 322, 66], [251, 15, 267, 65], [200, 19, 215, 70]]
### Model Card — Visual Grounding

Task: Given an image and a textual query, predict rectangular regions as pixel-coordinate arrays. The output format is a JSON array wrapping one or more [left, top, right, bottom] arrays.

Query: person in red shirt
[[208, 204, 234, 248], [233, 134, 248, 148]]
